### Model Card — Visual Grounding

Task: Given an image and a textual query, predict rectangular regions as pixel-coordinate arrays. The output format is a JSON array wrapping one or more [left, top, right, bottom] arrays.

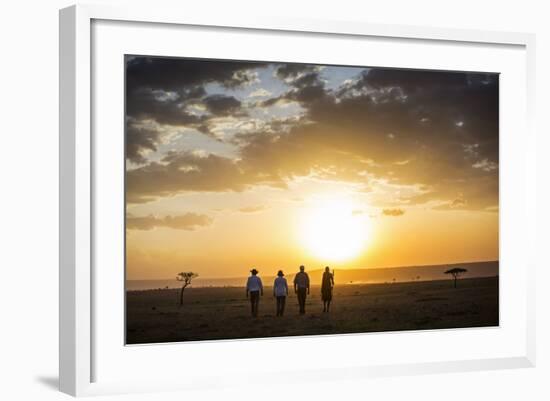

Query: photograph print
[[125, 56, 499, 344]]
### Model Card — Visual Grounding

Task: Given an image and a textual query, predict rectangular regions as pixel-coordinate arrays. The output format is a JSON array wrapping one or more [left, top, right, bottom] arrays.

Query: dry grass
[[126, 276, 498, 344]]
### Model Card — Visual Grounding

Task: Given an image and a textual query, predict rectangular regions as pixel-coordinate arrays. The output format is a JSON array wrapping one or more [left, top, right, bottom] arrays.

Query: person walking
[[321, 266, 334, 312], [293, 265, 310, 314], [246, 268, 263, 317], [273, 270, 288, 317]]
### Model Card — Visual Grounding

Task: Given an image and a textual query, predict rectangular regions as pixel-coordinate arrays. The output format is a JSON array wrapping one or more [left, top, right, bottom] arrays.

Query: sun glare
[[299, 196, 370, 262]]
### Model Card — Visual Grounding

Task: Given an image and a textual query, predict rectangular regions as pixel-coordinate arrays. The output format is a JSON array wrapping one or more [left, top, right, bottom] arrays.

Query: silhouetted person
[[321, 266, 334, 312], [273, 270, 288, 316], [246, 268, 263, 317], [293, 265, 310, 314]]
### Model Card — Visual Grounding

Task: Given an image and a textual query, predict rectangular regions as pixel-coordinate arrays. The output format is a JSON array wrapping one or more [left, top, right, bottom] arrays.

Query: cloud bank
[[125, 57, 499, 212]]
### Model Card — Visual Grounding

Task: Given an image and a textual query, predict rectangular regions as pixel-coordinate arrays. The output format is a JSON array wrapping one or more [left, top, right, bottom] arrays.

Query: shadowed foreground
[[126, 276, 498, 344]]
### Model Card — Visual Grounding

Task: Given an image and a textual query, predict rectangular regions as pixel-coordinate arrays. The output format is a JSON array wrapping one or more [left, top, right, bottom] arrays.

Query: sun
[[299, 196, 370, 262]]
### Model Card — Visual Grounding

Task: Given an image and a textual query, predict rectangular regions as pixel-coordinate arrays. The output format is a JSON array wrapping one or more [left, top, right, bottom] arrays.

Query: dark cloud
[[126, 123, 163, 164], [126, 151, 284, 203], [126, 60, 499, 211], [126, 57, 268, 160], [354, 68, 477, 93], [126, 57, 266, 93], [126, 88, 205, 127], [275, 64, 318, 81], [126, 213, 213, 230], [236, 68, 499, 210], [203, 95, 243, 116], [265, 64, 328, 107], [291, 84, 328, 104]]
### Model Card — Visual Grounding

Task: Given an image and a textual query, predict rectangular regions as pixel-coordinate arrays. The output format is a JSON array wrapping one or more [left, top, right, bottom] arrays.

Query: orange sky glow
[[125, 57, 499, 280]]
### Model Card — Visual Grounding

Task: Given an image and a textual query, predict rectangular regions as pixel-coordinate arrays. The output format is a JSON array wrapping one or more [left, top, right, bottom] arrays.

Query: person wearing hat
[[246, 268, 263, 317], [273, 270, 289, 317]]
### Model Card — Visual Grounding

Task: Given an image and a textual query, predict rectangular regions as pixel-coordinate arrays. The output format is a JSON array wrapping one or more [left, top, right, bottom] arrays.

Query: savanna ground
[[126, 276, 498, 344]]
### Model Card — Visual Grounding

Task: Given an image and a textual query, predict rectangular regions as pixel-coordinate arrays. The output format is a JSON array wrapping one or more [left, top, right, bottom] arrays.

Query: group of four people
[[245, 265, 335, 317]]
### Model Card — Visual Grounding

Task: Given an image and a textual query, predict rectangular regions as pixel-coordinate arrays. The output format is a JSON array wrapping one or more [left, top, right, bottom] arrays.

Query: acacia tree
[[444, 268, 467, 288], [176, 272, 198, 307]]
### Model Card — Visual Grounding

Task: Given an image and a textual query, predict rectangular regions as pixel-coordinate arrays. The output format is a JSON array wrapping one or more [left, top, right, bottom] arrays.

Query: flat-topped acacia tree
[[176, 272, 198, 307], [444, 267, 467, 288]]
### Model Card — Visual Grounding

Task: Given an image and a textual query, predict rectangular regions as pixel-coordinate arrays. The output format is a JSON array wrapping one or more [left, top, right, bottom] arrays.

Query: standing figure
[[293, 265, 310, 315], [273, 270, 288, 316], [246, 268, 263, 317], [321, 266, 335, 312]]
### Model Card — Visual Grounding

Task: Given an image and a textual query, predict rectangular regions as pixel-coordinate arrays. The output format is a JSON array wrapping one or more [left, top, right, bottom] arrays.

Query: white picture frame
[[59, 4, 536, 397]]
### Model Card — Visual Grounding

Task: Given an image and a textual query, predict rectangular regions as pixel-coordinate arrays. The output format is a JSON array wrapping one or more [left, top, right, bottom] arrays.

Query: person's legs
[[250, 291, 259, 317], [280, 296, 286, 316], [277, 296, 283, 316], [297, 288, 306, 314]]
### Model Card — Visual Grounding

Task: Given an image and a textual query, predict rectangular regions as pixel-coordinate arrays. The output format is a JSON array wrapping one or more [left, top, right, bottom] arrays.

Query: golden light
[[299, 196, 370, 262]]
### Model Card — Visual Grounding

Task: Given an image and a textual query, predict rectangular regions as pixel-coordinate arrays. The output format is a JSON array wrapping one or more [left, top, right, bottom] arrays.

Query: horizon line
[[127, 259, 499, 282]]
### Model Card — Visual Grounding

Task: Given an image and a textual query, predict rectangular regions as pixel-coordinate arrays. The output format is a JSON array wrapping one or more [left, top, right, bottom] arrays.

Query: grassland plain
[[126, 276, 498, 344]]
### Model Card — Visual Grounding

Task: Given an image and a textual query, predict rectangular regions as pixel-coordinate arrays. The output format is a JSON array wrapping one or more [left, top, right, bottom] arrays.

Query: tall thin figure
[[246, 268, 263, 317], [294, 265, 310, 314], [321, 266, 334, 313]]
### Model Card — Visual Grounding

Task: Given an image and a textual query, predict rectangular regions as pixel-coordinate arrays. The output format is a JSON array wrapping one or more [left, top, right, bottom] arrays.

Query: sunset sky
[[125, 57, 499, 280]]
